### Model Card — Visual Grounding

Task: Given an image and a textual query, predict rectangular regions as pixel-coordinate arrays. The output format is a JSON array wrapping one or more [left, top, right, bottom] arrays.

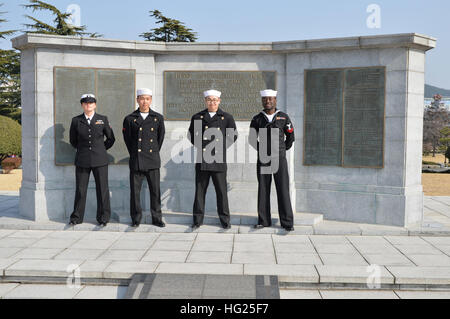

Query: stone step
[[113, 210, 323, 227]]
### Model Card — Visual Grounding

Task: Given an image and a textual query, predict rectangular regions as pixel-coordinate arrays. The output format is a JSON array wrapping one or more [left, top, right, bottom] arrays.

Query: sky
[[1, 0, 449, 89]]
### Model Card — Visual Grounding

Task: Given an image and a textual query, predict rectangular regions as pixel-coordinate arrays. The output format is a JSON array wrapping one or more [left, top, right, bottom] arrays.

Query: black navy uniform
[[249, 110, 295, 228], [69, 113, 115, 224], [123, 109, 165, 225], [188, 108, 238, 227]]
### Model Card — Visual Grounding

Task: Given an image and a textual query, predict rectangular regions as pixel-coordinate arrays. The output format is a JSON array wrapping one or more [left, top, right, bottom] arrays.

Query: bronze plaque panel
[[164, 71, 276, 121], [304, 67, 385, 168], [304, 70, 343, 166], [54, 67, 135, 165]]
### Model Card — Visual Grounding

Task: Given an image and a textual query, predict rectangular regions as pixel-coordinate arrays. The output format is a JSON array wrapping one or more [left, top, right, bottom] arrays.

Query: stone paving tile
[[315, 265, 394, 284], [279, 289, 322, 299], [6, 230, 51, 239], [71, 239, 118, 250], [0, 248, 22, 258], [363, 254, 414, 266], [141, 250, 189, 263], [272, 235, 311, 243], [186, 251, 232, 263], [155, 262, 243, 275], [421, 237, 450, 246], [0, 283, 20, 297], [319, 290, 399, 299], [234, 241, 275, 253], [78, 260, 112, 278], [0, 237, 40, 248], [30, 237, 79, 249], [3, 284, 83, 299], [244, 264, 319, 283], [274, 243, 316, 254], [12, 248, 63, 259], [233, 234, 273, 242], [103, 261, 159, 279], [393, 244, 444, 255], [196, 233, 234, 242], [387, 266, 450, 285], [158, 233, 198, 241], [109, 240, 156, 250], [394, 290, 450, 299], [384, 236, 429, 245], [0, 230, 16, 238], [191, 241, 233, 252], [232, 252, 276, 265], [4, 259, 84, 277], [81, 232, 123, 241], [358, 224, 408, 236], [313, 222, 362, 235], [313, 244, 358, 254], [74, 285, 128, 299], [0, 258, 19, 274], [276, 253, 322, 265], [308, 235, 350, 245], [406, 254, 450, 267], [45, 231, 90, 240], [54, 249, 106, 260], [346, 236, 391, 245], [319, 253, 368, 266], [433, 245, 450, 255], [118, 232, 160, 241], [151, 240, 194, 251], [96, 249, 147, 261], [350, 244, 401, 255]]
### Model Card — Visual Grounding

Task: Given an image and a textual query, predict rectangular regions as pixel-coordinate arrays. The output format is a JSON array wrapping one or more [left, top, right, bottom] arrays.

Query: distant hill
[[425, 84, 450, 98]]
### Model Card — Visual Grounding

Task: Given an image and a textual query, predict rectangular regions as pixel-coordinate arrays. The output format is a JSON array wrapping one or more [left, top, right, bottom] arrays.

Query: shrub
[[0, 115, 21, 162]]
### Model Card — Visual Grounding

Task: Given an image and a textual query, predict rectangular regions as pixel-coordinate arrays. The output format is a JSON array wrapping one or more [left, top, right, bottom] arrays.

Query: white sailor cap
[[203, 90, 222, 98], [137, 88, 153, 96], [260, 90, 277, 97], [80, 94, 96, 103]]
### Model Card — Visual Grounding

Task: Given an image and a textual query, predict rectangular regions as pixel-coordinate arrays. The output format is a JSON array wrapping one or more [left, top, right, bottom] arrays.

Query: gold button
[[203, 149, 206, 152], [151, 128, 154, 131], [217, 128, 221, 130], [138, 149, 141, 152], [150, 139, 153, 142], [154, 118, 157, 122], [134, 119, 136, 122], [205, 126, 208, 129], [222, 117, 225, 120], [139, 128, 142, 131], [216, 139, 219, 142], [150, 149, 153, 153], [139, 138, 142, 142]]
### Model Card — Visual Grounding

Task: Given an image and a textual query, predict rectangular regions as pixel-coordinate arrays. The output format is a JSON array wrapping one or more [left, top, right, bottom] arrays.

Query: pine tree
[[0, 4, 20, 123], [23, 0, 102, 37], [140, 10, 197, 42]]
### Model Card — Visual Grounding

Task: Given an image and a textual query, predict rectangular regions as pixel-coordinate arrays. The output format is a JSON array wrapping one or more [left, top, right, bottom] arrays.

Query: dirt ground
[[423, 153, 448, 165], [0, 169, 22, 191], [1, 169, 449, 196]]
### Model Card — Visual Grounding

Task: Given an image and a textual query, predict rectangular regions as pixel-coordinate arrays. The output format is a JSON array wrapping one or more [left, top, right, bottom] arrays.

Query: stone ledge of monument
[[295, 182, 407, 195], [12, 32, 436, 53]]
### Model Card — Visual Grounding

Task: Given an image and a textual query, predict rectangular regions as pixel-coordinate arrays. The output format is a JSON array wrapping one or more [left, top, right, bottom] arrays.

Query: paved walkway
[[1, 191, 450, 298]]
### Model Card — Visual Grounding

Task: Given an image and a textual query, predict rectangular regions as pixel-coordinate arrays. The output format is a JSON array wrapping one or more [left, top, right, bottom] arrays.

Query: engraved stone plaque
[[164, 71, 276, 121], [304, 67, 385, 168], [304, 70, 343, 166], [54, 67, 135, 165]]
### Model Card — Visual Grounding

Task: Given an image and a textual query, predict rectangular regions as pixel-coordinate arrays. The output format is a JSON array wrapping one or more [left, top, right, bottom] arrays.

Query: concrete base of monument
[[112, 210, 324, 227]]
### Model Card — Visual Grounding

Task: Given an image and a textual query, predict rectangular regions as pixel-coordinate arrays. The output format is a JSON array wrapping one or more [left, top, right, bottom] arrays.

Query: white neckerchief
[[140, 112, 149, 120], [85, 113, 95, 124], [209, 112, 217, 118], [261, 110, 280, 122]]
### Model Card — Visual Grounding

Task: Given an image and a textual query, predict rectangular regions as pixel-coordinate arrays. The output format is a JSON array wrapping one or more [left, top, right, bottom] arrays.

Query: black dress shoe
[[191, 224, 200, 231], [152, 221, 166, 228], [69, 221, 77, 226], [283, 226, 295, 232], [222, 224, 231, 230], [253, 224, 267, 229], [131, 222, 140, 228]]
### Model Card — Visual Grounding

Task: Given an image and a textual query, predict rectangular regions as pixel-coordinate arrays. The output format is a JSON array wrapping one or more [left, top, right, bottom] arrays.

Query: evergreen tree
[[140, 10, 197, 42], [0, 4, 20, 123], [23, 0, 102, 37]]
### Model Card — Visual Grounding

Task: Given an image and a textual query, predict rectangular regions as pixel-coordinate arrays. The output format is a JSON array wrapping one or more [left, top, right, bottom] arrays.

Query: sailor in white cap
[[122, 88, 166, 228], [188, 89, 238, 230], [69, 94, 115, 227], [249, 89, 295, 231]]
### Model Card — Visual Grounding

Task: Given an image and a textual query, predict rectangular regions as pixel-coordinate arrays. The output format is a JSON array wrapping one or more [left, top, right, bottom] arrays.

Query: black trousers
[[256, 157, 294, 228], [70, 165, 111, 224], [130, 169, 162, 225], [193, 164, 230, 226]]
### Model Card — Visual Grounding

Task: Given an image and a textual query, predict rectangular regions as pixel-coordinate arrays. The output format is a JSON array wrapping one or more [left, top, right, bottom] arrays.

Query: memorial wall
[[12, 33, 435, 226]]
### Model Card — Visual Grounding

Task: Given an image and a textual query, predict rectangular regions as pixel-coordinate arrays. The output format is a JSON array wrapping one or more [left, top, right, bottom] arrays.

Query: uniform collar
[[260, 109, 281, 121], [201, 108, 224, 116], [133, 109, 158, 117]]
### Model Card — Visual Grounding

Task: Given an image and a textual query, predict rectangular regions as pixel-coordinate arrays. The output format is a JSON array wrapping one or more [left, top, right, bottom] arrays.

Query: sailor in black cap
[[123, 88, 166, 228], [69, 94, 115, 226], [249, 90, 295, 232], [188, 90, 238, 230]]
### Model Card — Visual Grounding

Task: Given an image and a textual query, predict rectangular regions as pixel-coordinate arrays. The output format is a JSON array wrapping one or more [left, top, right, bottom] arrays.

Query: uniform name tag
[[276, 117, 286, 120], [95, 120, 104, 125]]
